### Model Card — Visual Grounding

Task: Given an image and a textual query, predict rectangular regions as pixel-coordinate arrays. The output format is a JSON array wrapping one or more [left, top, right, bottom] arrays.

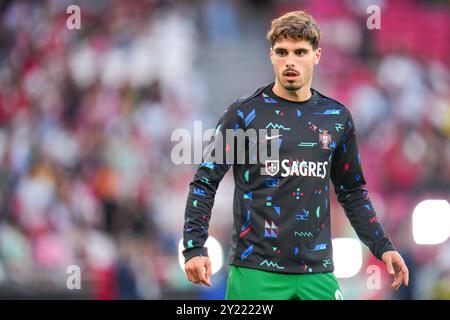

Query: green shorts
[[225, 265, 343, 300]]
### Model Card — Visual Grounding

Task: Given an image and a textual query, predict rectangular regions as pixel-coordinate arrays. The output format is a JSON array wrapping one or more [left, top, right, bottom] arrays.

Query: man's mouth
[[283, 70, 299, 80]]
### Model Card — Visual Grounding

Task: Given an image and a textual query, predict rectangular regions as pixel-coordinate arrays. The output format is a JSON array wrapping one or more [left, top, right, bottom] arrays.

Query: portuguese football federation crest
[[319, 130, 332, 150]]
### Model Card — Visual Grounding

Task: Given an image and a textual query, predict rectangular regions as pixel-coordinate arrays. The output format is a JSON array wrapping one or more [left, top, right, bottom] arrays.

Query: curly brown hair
[[266, 11, 321, 50]]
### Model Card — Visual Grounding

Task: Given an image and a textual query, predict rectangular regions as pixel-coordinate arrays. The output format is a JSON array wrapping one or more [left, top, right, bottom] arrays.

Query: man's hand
[[184, 256, 212, 287], [381, 251, 409, 291]]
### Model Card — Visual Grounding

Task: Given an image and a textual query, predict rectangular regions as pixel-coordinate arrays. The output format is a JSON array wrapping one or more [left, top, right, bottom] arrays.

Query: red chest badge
[[319, 130, 332, 150]]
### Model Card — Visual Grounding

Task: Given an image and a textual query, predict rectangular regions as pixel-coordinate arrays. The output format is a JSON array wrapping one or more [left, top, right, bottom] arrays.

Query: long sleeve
[[331, 110, 395, 260], [182, 102, 241, 263]]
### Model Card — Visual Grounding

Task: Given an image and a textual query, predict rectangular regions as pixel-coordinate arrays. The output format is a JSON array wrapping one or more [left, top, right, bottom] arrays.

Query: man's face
[[269, 37, 322, 91]]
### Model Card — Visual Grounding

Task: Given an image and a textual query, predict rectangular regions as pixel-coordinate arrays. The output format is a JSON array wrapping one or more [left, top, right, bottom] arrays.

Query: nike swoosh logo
[[265, 134, 283, 140]]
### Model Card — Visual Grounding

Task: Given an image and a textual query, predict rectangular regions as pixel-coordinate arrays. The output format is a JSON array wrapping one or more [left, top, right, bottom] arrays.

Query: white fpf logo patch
[[265, 160, 279, 176]]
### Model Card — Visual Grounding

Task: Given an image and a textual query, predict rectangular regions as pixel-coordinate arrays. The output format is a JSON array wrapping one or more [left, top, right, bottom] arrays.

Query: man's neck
[[272, 81, 312, 102]]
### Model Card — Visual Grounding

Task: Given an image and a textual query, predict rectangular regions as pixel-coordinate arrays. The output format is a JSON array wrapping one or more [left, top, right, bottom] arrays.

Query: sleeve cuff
[[374, 236, 396, 260], [183, 247, 209, 263]]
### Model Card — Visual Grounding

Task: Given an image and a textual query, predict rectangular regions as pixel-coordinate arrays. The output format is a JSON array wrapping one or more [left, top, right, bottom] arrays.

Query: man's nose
[[285, 54, 295, 68]]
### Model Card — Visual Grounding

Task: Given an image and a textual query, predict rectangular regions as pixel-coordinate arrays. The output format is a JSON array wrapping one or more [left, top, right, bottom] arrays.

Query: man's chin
[[282, 81, 302, 91]]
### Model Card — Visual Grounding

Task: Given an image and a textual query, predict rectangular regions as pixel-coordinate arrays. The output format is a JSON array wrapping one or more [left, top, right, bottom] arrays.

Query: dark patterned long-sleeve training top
[[182, 82, 395, 274]]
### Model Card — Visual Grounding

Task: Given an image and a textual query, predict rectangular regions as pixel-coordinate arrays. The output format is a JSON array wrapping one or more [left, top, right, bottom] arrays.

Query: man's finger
[[391, 270, 400, 288], [392, 271, 404, 290], [198, 263, 211, 287], [401, 265, 409, 286], [193, 262, 210, 287], [391, 277, 398, 289], [396, 273, 405, 290], [186, 266, 199, 283], [392, 257, 409, 289], [385, 256, 395, 275], [204, 260, 212, 286], [193, 263, 204, 284], [187, 262, 203, 284]]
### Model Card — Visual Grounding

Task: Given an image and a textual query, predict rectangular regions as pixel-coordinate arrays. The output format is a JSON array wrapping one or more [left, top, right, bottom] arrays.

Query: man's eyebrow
[[274, 47, 309, 51]]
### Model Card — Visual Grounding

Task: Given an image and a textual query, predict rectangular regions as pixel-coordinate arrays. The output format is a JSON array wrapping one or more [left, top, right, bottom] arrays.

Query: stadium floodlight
[[413, 200, 450, 245], [332, 238, 363, 278], [178, 236, 224, 275]]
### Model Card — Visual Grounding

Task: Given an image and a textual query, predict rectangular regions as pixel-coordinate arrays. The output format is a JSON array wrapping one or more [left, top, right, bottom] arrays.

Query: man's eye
[[277, 51, 287, 56], [296, 51, 306, 56]]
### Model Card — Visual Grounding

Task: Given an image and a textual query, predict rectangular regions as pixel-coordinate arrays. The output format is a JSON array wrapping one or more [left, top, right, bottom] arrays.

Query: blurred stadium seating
[[0, 0, 448, 299]]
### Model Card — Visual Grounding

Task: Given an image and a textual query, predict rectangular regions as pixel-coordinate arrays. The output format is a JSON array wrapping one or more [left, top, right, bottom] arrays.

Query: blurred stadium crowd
[[0, 0, 448, 299]]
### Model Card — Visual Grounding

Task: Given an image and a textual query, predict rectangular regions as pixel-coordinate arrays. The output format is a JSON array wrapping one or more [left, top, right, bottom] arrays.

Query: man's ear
[[269, 47, 274, 64], [314, 47, 322, 65]]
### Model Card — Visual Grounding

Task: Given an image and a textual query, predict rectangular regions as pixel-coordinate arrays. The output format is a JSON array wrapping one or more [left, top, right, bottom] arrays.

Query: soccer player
[[182, 10, 409, 300]]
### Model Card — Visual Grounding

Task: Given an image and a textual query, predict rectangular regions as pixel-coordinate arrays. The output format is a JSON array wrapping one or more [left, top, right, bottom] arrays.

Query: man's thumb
[[386, 257, 394, 275]]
